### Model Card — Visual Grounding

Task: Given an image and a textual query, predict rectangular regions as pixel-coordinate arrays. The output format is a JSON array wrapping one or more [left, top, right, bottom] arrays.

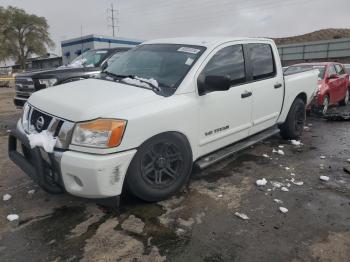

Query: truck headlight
[[72, 119, 127, 148], [39, 78, 58, 87]]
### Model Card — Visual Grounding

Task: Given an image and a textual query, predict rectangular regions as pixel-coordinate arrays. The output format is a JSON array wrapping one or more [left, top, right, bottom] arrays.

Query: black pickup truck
[[14, 47, 130, 107]]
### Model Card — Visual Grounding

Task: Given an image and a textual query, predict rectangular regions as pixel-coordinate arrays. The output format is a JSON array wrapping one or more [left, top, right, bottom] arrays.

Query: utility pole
[[107, 3, 119, 37]]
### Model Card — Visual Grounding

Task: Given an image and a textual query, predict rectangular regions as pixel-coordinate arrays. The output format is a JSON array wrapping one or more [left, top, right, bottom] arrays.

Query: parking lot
[[0, 86, 349, 262]]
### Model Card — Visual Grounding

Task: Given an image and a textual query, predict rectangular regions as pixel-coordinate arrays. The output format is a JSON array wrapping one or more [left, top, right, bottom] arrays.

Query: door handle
[[241, 91, 252, 98], [274, 83, 282, 89]]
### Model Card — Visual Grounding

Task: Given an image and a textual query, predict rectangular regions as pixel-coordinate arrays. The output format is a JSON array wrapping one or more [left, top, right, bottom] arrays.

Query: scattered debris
[[290, 173, 296, 176], [291, 180, 304, 186], [285, 167, 290, 170], [27, 190, 35, 194], [176, 228, 186, 235], [278, 150, 285, 156], [278, 145, 284, 148], [320, 155, 326, 159], [281, 187, 289, 192], [347, 159, 350, 163], [274, 199, 283, 204], [6, 214, 19, 222], [270, 181, 282, 188], [267, 189, 272, 192], [217, 194, 223, 198], [320, 175, 330, 181], [2, 194, 11, 201], [234, 212, 249, 220], [262, 154, 269, 158], [290, 140, 302, 146], [279, 207, 288, 213], [121, 215, 145, 234], [320, 164, 325, 170], [256, 178, 267, 186]]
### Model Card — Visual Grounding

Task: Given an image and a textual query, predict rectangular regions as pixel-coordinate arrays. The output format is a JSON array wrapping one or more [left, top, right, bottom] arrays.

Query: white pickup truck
[[8, 37, 318, 202]]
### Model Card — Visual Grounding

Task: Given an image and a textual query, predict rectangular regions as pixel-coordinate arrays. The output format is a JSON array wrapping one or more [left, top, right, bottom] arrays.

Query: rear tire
[[339, 89, 349, 106], [125, 133, 192, 202], [279, 98, 306, 140]]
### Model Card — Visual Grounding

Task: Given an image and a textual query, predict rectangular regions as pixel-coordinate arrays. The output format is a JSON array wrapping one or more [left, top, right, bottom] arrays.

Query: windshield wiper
[[121, 75, 161, 92], [103, 71, 130, 79]]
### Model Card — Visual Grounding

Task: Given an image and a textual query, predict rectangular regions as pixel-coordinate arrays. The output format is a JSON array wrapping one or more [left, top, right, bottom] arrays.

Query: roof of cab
[[143, 37, 274, 49]]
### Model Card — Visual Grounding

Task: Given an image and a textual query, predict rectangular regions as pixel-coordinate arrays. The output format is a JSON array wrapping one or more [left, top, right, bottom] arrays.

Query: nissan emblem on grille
[[36, 116, 45, 131]]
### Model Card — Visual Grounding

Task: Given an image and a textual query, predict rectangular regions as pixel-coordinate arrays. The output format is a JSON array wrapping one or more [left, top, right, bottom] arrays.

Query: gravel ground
[[0, 87, 349, 262]]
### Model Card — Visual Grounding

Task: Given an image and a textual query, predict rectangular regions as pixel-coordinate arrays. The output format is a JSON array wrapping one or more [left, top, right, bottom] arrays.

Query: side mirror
[[101, 61, 108, 71], [328, 73, 338, 79], [198, 75, 231, 95]]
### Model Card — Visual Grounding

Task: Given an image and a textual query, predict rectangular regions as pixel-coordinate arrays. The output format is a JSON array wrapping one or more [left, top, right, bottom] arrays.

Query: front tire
[[125, 133, 192, 202], [279, 98, 306, 140]]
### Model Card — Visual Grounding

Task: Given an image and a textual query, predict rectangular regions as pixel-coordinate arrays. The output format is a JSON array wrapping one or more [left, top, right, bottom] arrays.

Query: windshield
[[69, 50, 109, 67], [105, 44, 206, 89], [285, 65, 326, 80]]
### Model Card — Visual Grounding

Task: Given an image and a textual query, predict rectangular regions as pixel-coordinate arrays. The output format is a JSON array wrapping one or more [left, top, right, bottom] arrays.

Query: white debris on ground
[[281, 187, 289, 192], [256, 178, 267, 186], [320, 155, 326, 159], [320, 164, 325, 170], [262, 154, 269, 158], [122, 76, 159, 90], [272, 149, 285, 155], [27, 130, 57, 153], [217, 194, 223, 198], [278, 145, 284, 148], [279, 207, 288, 213], [347, 159, 350, 163], [234, 212, 249, 220], [270, 181, 282, 189], [274, 199, 283, 204], [285, 167, 290, 170], [304, 126, 310, 131], [320, 175, 330, 181], [290, 178, 304, 186], [290, 140, 302, 146], [291, 173, 296, 176], [3, 194, 12, 201], [6, 214, 19, 222], [28, 190, 35, 194]]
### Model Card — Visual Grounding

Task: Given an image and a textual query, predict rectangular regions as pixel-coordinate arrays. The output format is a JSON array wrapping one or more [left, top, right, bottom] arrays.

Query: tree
[[0, 6, 55, 69]]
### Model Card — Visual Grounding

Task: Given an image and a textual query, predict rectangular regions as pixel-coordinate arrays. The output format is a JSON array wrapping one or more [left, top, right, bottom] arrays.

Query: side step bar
[[195, 126, 280, 169]]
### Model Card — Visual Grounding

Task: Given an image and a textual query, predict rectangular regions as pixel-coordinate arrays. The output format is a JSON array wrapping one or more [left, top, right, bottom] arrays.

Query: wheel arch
[[296, 92, 307, 104]]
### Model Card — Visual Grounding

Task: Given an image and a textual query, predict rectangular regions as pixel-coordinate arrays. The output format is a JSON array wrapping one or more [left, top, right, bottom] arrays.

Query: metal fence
[[277, 38, 350, 66]]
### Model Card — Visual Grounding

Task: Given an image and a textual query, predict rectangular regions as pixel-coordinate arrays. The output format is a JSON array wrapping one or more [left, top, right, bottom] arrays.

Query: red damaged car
[[285, 62, 349, 114]]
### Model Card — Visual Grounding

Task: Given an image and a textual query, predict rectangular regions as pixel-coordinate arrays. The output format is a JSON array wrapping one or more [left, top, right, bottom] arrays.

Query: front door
[[197, 44, 252, 157]]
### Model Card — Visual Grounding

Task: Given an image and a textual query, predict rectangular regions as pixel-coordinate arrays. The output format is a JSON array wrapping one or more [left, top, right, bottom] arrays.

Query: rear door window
[[247, 43, 276, 80], [328, 65, 337, 76]]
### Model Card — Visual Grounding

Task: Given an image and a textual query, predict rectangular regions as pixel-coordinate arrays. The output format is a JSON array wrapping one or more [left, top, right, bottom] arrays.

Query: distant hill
[[274, 28, 350, 45]]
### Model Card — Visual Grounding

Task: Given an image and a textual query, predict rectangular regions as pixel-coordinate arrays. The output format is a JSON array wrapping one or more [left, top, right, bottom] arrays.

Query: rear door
[[197, 44, 252, 156], [334, 64, 349, 100], [327, 64, 341, 103], [245, 43, 284, 134]]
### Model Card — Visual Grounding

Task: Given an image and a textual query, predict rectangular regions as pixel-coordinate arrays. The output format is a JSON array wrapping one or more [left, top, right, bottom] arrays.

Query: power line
[[107, 2, 119, 37]]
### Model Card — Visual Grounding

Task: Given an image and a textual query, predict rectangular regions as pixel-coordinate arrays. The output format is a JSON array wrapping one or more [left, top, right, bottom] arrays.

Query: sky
[[1, 0, 350, 56]]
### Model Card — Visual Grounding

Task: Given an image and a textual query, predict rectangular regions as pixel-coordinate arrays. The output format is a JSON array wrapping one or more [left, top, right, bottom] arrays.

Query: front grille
[[30, 109, 54, 132], [15, 77, 35, 91], [22, 105, 75, 149]]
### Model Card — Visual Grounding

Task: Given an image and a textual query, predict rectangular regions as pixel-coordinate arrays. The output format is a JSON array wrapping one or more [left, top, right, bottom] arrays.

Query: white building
[[61, 34, 143, 65]]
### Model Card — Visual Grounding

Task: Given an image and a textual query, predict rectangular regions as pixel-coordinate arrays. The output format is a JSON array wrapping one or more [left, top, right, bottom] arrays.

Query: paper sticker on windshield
[[177, 47, 201, 54], [185, 57, 194, 66], [96, 51, 108, 54]]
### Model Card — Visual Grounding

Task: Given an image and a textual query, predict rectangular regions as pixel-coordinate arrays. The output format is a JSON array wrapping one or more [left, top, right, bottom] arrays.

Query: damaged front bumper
[[8, 124, 136, 199]]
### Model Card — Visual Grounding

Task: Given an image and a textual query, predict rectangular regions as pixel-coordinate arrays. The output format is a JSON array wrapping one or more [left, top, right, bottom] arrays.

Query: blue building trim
[[61, 37, 142, 47]]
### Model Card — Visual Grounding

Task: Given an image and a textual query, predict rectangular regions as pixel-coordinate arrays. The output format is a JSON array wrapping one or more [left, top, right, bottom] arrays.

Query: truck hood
[[28, 78, 162, 122], [16, 66, 99, 78]]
